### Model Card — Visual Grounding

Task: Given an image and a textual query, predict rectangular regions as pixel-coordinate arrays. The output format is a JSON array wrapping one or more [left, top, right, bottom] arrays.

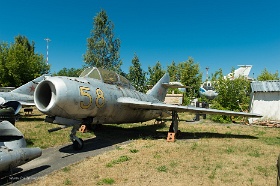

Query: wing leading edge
[[117, 97, 262, 118]]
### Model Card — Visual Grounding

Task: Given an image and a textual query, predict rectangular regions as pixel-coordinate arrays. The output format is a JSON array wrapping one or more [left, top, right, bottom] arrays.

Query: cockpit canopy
[[79, 67, 135, 90]]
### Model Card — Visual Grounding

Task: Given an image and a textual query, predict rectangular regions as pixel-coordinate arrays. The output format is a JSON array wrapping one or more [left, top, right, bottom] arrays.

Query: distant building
[[249, 81, 280, 123]]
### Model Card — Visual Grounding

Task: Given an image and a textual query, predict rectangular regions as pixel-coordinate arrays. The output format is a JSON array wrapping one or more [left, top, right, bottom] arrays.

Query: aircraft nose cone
[[34, 77, 67, 115]]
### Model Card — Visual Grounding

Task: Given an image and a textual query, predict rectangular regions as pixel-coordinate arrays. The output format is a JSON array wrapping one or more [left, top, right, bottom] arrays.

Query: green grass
[[106, 155, 131, 167], [15, 109, 280, 185], [156, 165, 168, 172], [62, 167, 71, 172], [97, 178, 115, 185], [225, 146, 235, 154], [64, 178, 72, 185], [129, 149, 139, 153], [248, 149, 264, 157], [16, 110, 96, 149]]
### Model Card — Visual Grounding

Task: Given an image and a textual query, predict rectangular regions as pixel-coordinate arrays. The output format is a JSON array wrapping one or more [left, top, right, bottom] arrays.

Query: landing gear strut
[[167, 111, 180, 142], [70, 124, 84, 150], [169, 111, 179, 133]]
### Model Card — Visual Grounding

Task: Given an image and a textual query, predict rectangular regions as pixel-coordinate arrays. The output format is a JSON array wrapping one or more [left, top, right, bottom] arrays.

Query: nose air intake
[[34, 80, 55, 111]]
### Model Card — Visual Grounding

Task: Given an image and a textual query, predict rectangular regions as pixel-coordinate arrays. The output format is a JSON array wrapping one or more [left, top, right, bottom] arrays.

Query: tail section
[[147, 73, 170, 101], [225, 65, 252, 80], [11, 74, 48, 96]]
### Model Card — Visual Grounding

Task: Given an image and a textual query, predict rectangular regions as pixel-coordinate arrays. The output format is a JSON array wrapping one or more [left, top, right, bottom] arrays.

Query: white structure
[[224, 65, 253, 80], [249, 80, 280, 123]]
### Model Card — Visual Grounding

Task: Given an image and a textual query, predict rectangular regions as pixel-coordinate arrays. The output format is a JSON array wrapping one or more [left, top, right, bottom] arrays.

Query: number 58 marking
[[80, 86, 92, 109], [79, 86, 105, 109]]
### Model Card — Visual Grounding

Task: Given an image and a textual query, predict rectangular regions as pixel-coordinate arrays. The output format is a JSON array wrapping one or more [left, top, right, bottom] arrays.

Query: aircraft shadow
[[17, 117, 45, 122], [59, 122, 257, 153], [0, 165, 50, 185], [59, 123, 167, 153], [175, 131, 258, 140]]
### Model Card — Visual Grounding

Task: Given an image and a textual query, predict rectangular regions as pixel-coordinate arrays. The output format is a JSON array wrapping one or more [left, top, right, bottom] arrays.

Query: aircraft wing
[[117, 97, 262, 118]]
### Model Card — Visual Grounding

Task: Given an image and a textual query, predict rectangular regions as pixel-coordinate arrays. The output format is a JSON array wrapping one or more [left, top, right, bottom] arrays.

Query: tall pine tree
[[84, 10, 122, 72], [147, 61, 165, 86], [127, 54, 146, 92]]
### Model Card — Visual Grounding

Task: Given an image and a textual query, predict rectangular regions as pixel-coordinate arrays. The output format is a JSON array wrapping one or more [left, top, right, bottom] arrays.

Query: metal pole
[[205, 67, 209, 81], [44, 38, 51, 65]]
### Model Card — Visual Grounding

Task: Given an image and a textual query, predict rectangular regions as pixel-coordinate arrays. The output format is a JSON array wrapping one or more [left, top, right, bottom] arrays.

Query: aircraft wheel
[[73, 138, 84, 150]]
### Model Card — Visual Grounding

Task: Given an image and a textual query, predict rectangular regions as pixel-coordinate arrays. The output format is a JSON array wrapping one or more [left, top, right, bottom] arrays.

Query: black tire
[[72, 138, 84, 150]]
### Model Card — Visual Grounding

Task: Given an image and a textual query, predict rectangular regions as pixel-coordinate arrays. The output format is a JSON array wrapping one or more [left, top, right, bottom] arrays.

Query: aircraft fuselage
[[35, 76, 163, 124]]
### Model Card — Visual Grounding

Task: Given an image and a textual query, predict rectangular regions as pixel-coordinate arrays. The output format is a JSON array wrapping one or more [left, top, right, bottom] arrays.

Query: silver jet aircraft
[[0, 74, 48, 107], [34, 67, 262, 150]]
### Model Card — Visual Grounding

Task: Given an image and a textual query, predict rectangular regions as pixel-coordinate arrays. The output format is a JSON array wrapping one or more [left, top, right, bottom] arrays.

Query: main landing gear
[[70, 124, 84, 150], [167, 111, 180, 142]]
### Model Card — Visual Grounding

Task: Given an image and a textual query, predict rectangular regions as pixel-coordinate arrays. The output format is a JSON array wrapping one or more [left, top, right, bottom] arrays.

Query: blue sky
[[1, 0, 279, 80]]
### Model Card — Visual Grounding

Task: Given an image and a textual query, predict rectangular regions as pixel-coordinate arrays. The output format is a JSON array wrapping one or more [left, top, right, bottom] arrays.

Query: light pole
[[205, 67, 209, 81], [44, 38, 51, 65]]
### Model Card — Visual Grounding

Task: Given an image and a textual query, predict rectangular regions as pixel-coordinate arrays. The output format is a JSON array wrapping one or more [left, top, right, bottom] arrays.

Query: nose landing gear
[[70, 124, 84, 150]]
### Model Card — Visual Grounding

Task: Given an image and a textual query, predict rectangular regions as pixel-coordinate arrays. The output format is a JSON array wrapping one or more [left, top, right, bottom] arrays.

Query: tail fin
[[225, 65, 252, 80], [11, 74, 48, 96], [147, 73, 170, 101], [235, 65, 252, 78]]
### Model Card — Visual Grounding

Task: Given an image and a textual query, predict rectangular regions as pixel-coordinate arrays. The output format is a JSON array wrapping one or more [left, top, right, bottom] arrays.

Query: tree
[[0, 43, 9, 85], [257, 68, 279, 81], [127, 54, 147, 92], [83, 10, 122, 73], [177, 58, 202, 104], [0, 35, 49, 87], [147, 61, 165, 86], [53, 67, 82, 77], [210, 69, 251, 123], [167, 61, 178, 82], [147, 58, 202, 104]]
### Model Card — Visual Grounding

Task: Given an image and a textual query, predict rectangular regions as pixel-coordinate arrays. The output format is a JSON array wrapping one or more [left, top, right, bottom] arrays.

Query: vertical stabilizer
[[225, 65, 252, 80], [11, 74, 47, 96], [234, 65, 252, 78], [147, 73, 170, 101]]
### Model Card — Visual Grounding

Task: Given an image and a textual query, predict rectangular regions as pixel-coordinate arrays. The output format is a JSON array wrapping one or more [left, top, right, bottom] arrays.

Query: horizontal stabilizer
[[162, 82, 190, 89]]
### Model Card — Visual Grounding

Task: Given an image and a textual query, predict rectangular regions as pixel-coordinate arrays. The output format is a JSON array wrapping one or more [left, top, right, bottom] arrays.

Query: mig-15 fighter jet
[[34, 67, 262, 150]]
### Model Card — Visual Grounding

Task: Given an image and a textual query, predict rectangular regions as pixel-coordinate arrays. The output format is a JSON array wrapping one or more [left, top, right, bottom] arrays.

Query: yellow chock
[[79, 125, 87, 133], [167, 132, 176, 142]]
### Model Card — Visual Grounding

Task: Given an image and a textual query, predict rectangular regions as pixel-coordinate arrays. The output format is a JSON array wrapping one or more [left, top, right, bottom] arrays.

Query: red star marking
[[158, 88, 163, 95], [29, 85, 35, 92]]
